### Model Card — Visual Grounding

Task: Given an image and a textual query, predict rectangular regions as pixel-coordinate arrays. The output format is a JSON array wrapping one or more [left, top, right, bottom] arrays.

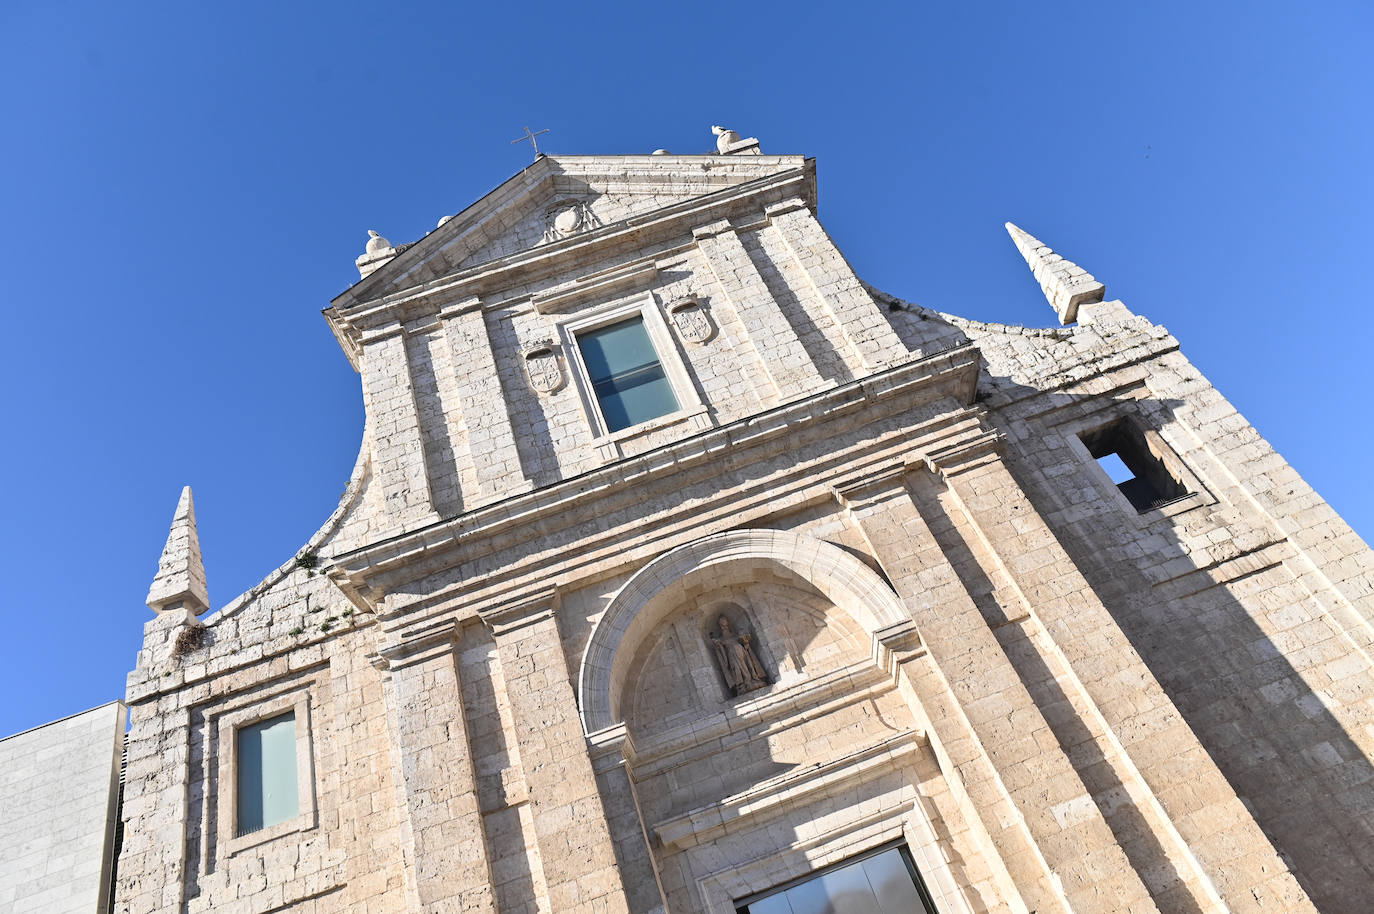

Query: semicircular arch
[[578, 528, 906, 734]]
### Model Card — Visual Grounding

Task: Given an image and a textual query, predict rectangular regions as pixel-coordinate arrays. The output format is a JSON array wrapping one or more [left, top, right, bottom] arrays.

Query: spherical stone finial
[[437, 215, 454, 228], [365, 230, 393, 254], [652, 149, 671, 156]]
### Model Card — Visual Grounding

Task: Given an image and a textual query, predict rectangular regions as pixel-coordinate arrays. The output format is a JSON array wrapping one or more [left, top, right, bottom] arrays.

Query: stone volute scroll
[[524, 341, 565, 394], [709, 614, 770, 697], [668, 298, 716, 345]]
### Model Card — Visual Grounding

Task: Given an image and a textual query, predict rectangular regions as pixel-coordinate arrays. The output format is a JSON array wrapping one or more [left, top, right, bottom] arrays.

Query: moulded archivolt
[[578, 528, 910, 735]]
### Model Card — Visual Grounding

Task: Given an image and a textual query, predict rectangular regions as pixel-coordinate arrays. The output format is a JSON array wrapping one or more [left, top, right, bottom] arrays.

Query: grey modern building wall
[[0, 701, 127, 914]]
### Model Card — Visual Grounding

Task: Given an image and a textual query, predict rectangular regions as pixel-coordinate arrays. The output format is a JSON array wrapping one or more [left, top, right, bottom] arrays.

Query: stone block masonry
[[103, 127, 1374, 914], [0, 702, 126, 914]]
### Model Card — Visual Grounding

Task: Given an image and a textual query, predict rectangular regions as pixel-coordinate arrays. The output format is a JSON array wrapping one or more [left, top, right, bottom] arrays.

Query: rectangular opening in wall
[[735, 844, 939, 914], [236, 711, 299, 836], [577, 316, 679, 432], [1081, 420, 1189, 512]]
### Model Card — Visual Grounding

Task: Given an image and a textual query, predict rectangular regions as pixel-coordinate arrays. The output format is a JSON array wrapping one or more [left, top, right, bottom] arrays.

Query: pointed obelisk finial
[[146, 486, 210, 615], [1005, 223, 1105, 325]]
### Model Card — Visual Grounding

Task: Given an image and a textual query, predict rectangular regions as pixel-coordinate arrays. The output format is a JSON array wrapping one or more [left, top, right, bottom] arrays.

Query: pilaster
[[113, 701, 192, 913], [765, 199, 908, 368], [360, 327, 439, 532], [834, 466, 1156, 914], [439, 297, 532, 503], [693, 219, 828, 399], [926, 442, 1319, 912], [375, 621, 497, 913], [483, 592, 632, 914]]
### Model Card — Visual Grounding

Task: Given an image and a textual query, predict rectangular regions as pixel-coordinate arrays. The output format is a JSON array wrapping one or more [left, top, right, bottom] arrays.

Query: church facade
[[115, 128, 1374, 914]]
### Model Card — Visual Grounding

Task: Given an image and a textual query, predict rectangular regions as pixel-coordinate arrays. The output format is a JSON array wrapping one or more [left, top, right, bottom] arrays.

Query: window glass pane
[[237, 711, 299, 835], [578, 317, 678, 432], [745, 894, 794, 914], [739, 847, 936, 914], [862, 849, 930, 913], [779, 874, 833, 914], [811, 863, 874, 914]]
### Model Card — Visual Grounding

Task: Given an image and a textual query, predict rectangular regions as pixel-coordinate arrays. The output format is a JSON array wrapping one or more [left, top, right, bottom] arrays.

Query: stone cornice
[[330, 155, 812, 310], [923, 427, 1006, 476], [371, 619, 460, 672], [324, 344, 981, 619], [324, 165, 815, 342], [478, 584, 560, 637]]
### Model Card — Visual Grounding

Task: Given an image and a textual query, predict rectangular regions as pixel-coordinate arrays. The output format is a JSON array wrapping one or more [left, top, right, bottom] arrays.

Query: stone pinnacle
[[146, 485, 210, 615], [1005, 222, 1105, 325]]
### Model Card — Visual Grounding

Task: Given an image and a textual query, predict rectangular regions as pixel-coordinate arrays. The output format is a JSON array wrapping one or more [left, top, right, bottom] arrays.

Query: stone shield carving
[[669, 299, 715, 344], [541, 199, 597, 243], [524, 345, 564, 394]]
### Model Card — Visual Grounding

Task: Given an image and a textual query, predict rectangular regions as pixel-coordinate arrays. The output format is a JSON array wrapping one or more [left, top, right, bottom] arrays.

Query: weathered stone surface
[[146, 486, 210, 614], [103, 130, 1374, 914], [1005, 222, 1106, 325]]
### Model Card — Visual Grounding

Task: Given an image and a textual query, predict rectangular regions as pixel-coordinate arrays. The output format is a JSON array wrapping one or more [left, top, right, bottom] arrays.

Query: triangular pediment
[[335, 153, 811, 307]]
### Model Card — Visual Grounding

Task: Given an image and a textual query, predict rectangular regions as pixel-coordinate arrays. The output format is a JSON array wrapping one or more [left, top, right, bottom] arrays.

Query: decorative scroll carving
[[524, 343, 565, 394], [668, 299, 715, 345], [709, 615, 769, 697]]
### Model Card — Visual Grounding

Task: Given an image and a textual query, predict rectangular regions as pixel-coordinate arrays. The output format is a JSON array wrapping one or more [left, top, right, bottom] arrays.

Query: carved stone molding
[[370, 619, 460, 672], [578, 529, 908, 734], [922, 430, 1006, 477], [830, 464, 911, 509], [479, 585, 560, 638], [872, 619, 924, 678], [653, 730, 921, 850]]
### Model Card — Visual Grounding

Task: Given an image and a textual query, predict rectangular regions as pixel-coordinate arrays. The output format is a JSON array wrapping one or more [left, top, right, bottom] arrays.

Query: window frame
[[1051, 395, 1215, 524], [1080, 418, 1190, 512], [215, 690, 316, 857], [558, 294, 705, 443]]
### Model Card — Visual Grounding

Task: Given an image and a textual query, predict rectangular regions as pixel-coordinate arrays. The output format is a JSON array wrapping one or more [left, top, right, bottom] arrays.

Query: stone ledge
[[652, 729, 922, 850]]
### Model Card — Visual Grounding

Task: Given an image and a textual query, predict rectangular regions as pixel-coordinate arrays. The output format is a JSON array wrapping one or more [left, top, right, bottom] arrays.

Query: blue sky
[[1, 1, 1369, 737]]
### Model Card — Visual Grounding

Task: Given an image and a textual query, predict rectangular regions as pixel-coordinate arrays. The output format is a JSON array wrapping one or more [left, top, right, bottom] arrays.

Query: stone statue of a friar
[[710, 615, 769, 696]]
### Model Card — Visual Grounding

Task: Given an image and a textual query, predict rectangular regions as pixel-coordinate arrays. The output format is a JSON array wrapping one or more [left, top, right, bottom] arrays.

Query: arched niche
[[578, 528, 909, 735]]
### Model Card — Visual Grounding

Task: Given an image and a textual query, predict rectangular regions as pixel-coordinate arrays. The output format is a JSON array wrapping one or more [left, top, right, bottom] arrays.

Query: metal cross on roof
[[510, 126, 550, 158]]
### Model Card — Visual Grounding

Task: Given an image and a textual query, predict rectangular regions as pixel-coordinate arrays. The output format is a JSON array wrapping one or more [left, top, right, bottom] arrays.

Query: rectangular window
[[577, 316, 679, 433], [736, 845, 938, 914], [236, 711, 299, 836], [1081, 420, 1189, 512]]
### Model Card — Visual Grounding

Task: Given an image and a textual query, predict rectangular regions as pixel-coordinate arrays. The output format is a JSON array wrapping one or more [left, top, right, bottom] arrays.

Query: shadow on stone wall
[[987, 378, 1374, 914]]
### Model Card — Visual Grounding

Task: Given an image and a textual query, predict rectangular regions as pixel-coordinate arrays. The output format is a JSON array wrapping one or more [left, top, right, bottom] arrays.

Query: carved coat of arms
[[669, 300, 715, 345], [541, 199, 597, 243], [524, 345, 564, 394]]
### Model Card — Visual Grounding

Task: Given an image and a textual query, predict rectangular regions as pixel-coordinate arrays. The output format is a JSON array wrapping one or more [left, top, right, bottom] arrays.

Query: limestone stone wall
[[0, 701, 126, 914], [112, 142, 1374, 914]]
